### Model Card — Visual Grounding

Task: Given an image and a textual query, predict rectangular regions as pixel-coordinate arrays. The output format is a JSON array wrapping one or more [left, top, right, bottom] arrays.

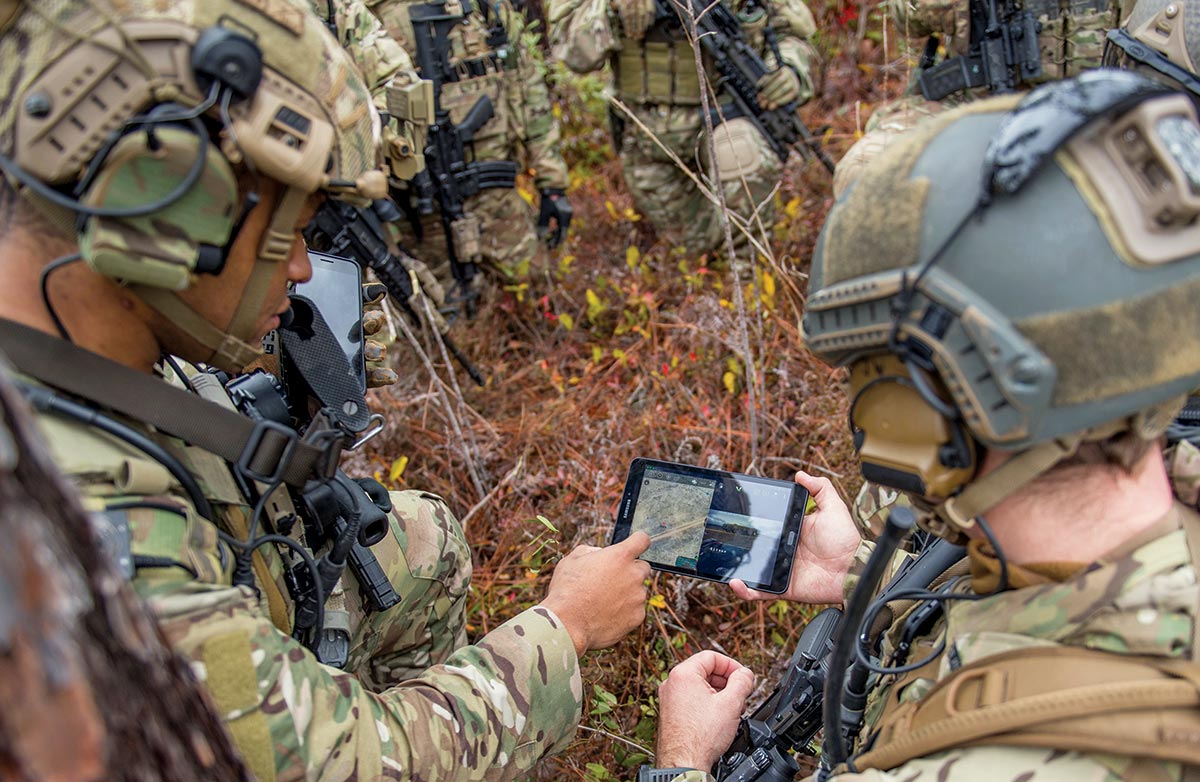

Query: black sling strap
[[0, 318, 341, 487]]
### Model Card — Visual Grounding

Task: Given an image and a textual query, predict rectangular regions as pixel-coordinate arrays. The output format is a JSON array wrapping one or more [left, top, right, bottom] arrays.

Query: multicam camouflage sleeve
[[887, 0, 967, 46], [501, 3, 570, 191], [765, 0, 819, 102], [318, 0, 428, 179], [154, 584, 582, 781], [547, 0, 621, 73]]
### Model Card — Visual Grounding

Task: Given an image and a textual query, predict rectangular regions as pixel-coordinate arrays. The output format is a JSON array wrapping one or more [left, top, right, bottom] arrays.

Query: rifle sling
[[855, 641, 1200, 771], [0, 319, 340, 489]]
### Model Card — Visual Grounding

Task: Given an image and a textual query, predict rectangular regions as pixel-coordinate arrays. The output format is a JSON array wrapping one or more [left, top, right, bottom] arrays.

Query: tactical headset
[[0, 26, 262, 290], [2, 9, 386, 371], [847, 352, 977, 501]]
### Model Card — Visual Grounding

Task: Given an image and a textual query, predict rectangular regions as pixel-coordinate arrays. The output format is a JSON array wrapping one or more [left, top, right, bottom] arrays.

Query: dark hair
[[0, 177, 70, 239]]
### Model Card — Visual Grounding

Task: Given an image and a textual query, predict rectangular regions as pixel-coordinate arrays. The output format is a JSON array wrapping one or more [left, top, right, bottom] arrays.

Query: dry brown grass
[[346, 6, 915, 777]]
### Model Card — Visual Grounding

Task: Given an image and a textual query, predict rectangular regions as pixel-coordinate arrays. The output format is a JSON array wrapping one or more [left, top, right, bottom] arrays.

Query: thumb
[[717, 666, 756, 706], [616, 530, 651, 556]]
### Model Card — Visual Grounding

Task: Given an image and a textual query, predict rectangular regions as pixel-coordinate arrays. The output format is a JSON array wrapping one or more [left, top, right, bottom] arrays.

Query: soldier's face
[[175, 179, 318, 349]]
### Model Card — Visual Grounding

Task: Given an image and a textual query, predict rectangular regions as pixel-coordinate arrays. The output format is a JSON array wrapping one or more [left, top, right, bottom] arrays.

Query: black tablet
[[611, 458, 808, 593]]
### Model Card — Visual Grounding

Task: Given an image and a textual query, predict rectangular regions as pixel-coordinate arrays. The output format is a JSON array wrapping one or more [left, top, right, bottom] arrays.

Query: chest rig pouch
[[616, 27, 704, 106], [415, 0, 513, 144]]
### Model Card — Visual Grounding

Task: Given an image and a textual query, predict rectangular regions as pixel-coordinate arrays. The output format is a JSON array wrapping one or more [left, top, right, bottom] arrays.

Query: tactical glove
[[614, 0, 657, 41], [756, 66, 803, 111], [536, 188, 573, 249], [360, 281, 398, 389]]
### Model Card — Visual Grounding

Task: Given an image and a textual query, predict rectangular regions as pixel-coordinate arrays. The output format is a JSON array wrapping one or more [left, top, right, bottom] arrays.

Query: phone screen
[[612, 458, 807, 593], [293, 251, 365, 390]]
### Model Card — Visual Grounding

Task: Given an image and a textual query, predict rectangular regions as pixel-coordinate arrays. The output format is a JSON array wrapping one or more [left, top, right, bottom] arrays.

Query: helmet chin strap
[[929, 395, 1186, 539], [935, 435, 1085, 537], [132, 185, 309, 372]]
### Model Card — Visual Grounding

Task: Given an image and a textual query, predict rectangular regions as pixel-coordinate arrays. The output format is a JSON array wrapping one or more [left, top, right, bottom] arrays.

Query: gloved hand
[[614, 0, 657, 41], [756, 65, 802, 111], [536, 188, 573, 249], [360, 281, 398, 389]]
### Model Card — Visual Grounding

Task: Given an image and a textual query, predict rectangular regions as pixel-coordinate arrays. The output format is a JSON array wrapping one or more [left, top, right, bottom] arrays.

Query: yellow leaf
[[559, 312, 575, 330], [613, 348, 627, 365], [605, 200, 620, 219], [389, 456, 409, 482], [625, 245, 640, 269], [622, 207, 642, 222], [784, 197, 802, 219], [558, 254, 576, 275], [591, 345, 605, 363], [585, 288, 607, 321], [649, 594, 667, 609], [517, 185, 535, 206], [762, 269, 776, 298], [723, 371, 738, 395]]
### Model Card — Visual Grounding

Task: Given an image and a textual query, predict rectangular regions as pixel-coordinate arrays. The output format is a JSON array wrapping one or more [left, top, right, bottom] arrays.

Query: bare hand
[[656, 651, 755, 770], [731, 471, 861, 605], [540, 531, 651, 656]]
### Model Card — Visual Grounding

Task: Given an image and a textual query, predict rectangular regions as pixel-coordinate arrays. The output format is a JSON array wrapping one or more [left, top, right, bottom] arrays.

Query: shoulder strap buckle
[[237, 419, 299, 484]]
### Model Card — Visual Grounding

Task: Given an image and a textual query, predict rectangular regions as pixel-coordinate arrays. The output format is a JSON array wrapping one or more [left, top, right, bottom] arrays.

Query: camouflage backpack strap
[[855, 645, 1200, 772], [0, 318, 342, 488]]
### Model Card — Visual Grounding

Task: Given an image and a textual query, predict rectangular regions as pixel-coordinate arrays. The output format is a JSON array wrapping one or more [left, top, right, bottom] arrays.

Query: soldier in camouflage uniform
[[832, 0, 1133, 197], [0, 1, 652, 780], [315, 0, 431, 182], [366, 0, 573, 285], [548, 0, 818, 257], [641, 71, 1200, 780]]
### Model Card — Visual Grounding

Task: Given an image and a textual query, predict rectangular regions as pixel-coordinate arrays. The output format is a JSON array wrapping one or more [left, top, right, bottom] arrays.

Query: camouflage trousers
[[396, 186, 546, 283], [619, 104, 782, 257]]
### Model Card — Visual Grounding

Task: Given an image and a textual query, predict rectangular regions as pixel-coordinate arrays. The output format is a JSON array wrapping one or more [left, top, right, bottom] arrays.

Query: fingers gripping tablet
[[611, 458, 808, 593]]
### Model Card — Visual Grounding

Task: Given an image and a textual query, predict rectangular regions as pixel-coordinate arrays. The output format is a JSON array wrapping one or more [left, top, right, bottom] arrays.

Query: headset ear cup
[[849, 356, 978, 500], [79, 126, 239, 290]]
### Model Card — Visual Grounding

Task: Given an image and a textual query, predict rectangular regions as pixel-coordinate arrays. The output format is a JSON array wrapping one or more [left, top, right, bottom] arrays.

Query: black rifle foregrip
[[349, 541, 401, 612], [919, 55, 985, 100]]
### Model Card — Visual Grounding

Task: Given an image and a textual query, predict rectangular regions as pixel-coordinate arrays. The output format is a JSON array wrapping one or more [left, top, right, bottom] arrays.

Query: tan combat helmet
[[803, 70, 1200, 538], [1104, 0, 1200, 96], [0, 0, 387, 371]]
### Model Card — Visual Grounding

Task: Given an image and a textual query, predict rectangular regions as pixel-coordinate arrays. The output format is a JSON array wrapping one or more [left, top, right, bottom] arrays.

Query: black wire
[[220, 527, 326, 652], [19, 382, 216, 520], [851, 514, 1009, 677], [163, 355, 197, 393], [0, 115, 211, 219], [39, 252, 81, 341]]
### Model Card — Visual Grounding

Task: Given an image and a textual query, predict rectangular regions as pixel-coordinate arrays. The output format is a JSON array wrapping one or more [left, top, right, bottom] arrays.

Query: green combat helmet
[[803, 69, 1200, 540], [0, 0, 386, 371]]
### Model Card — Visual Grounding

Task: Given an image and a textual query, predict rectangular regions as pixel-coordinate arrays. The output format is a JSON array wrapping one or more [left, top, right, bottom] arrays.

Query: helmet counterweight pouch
[[80, 125, 239, 291]]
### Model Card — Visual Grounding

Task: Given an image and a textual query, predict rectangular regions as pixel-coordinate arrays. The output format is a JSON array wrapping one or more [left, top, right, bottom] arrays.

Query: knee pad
[[709, 117, 771, 181]]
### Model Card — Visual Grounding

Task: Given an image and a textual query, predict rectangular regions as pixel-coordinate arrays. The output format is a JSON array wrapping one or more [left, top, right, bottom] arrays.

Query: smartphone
[[293, 250, 365, 392], [611, 458, 808, 593]]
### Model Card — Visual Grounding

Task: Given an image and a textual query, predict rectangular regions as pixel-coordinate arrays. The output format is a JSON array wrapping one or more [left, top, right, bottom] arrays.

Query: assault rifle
[[403, 0, 519, 313], [305, 198, 485, 386], [715, 534, 966, 781], [918, 0, 1041, 100], [654, 0, 835, 173]]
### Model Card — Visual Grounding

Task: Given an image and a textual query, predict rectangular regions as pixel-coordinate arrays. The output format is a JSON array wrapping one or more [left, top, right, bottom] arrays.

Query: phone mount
[[279, 294, 372, 434]]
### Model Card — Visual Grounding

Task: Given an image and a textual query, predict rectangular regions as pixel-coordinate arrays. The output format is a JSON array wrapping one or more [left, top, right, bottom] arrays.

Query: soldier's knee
[[709, 117, 776, 184], [386, 490, 473, 597]]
